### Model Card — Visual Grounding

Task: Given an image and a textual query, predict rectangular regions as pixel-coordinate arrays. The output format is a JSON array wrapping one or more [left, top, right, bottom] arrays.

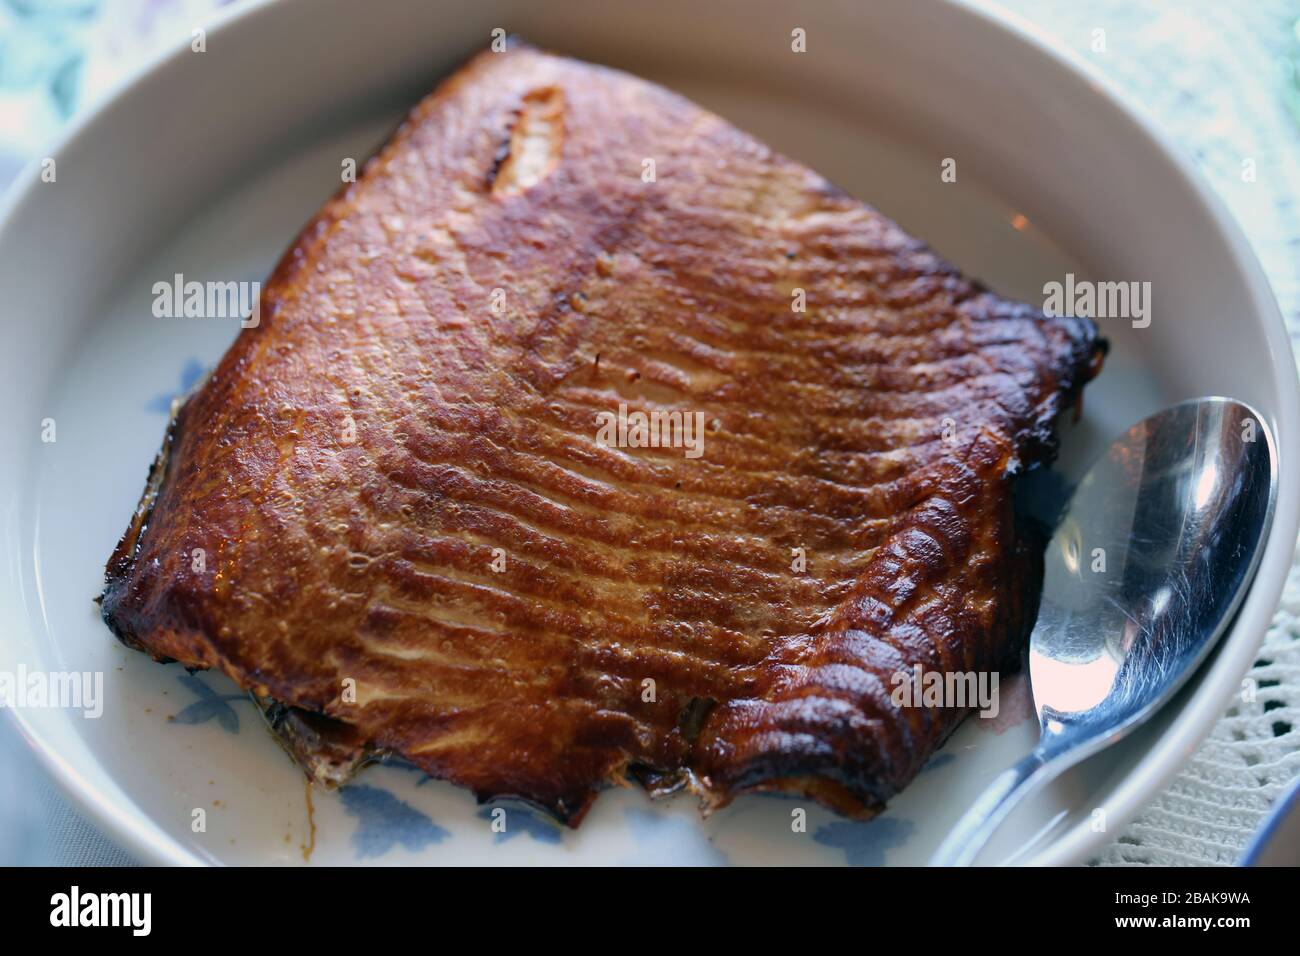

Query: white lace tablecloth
[[1, 0, 1297, 866]]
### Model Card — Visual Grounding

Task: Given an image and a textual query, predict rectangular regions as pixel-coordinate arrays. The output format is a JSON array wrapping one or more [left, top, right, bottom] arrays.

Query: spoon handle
[[929, 748, 1054, 866]]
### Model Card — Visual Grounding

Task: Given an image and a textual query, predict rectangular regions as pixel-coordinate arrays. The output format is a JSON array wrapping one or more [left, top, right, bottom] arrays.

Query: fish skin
[[101, 44, 1101, 825]]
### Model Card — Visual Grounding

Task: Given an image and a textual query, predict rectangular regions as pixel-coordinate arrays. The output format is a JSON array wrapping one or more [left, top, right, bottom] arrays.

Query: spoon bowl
[[932, 397, 1277, 866]]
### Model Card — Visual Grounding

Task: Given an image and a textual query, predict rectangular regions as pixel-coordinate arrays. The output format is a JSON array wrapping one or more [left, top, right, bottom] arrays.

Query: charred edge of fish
[[1020, 334, 1107, 471], [254, 693, 381, 788], [100, 373, 211, 643]]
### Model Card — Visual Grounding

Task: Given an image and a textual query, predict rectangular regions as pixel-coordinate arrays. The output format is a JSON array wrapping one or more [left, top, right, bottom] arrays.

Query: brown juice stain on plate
[[301, 778, 317, 863]]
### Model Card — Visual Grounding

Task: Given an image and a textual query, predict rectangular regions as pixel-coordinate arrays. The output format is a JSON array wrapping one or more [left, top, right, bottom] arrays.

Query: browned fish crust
[[102, 45, 1101, 825]]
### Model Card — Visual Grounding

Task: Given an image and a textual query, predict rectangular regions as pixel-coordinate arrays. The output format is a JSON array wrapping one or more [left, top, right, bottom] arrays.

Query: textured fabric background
[[0, 0, 1297, 866]]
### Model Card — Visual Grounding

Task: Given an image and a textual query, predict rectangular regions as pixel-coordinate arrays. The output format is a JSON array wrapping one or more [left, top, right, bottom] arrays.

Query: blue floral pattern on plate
[[339, 785, 449, 859], [170, 673, 246, 734], [813, 818, 915, 866]]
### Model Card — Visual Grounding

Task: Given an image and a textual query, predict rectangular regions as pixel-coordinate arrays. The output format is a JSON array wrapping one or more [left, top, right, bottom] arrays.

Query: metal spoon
[[931, 397, 1277, 866]]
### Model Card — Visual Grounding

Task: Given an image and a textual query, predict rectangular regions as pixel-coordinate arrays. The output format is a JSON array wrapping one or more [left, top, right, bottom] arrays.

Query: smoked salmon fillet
[[101, 44, 1101, 824]]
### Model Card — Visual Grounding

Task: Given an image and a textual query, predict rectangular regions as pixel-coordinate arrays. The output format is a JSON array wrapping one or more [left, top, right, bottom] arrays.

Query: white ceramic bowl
[[1, 0, 1295, 866]]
